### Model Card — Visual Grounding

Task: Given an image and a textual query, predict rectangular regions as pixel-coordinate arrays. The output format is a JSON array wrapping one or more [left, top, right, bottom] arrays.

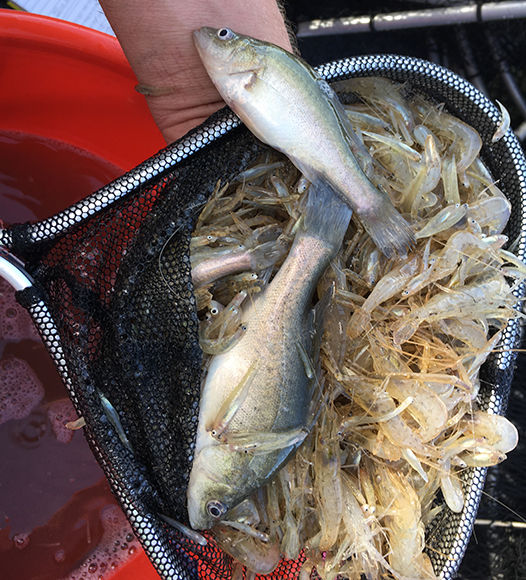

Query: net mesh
[[1, 54, 526, 580]]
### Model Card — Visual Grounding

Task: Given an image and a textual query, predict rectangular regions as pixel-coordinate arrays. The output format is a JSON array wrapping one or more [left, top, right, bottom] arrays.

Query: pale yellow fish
[[193, 27, 415, 259], [187, 185, 352, 530]]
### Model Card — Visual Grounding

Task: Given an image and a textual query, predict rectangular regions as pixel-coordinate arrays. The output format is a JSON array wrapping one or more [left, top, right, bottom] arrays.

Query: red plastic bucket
[[0, 9, 165, 172], [0, 10, 164, 579]]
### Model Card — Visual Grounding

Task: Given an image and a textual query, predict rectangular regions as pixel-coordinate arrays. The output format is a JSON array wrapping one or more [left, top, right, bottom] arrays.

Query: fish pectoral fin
[[244, 71, 258, 90], [229, 69, 259, 90], [225, 427, 308, 455], [208, 360, 258, 439]]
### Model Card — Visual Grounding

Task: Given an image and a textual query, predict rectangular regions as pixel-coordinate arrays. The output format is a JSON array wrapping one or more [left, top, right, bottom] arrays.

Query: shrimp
[[441, 162, 462, 210], [438, 458, 464, 513], [338, 375, 436, 457], [199, 291, 248, 353], [425, 107, 482, 173], [405, 134, 442, 215], [347, 255, 419, 338], [314, 407, 343, 551], [491, 100, 511, 143], [384, 376, 449, 442], [454, 411, 518, 464], [466, 196, 511, 235], [373, 464, 435, 579], [234, 161, 284, 183], [362, 130, 422, 162], [404, 231, 503, 297], [278, 464, 302, 560], [212, 523, 280, 575], [392, 274, 518, 345], [414, 203, 467, 239]]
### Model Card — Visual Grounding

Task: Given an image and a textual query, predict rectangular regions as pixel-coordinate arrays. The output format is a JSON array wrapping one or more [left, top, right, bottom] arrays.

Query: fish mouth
[[193, 28, 213, 57], [193, 27, 256, 76]]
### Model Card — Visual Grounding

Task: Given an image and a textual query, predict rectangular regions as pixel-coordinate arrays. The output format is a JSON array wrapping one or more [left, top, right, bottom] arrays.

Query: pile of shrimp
[[190, 78, 521, 580]]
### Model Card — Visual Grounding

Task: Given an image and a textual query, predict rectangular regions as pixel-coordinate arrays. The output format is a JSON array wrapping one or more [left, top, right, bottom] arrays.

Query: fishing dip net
[[1, 54, 525, 580]]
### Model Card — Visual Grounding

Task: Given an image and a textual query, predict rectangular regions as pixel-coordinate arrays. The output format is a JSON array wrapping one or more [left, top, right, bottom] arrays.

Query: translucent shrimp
[[234, 161, 284, 183], [441, 155, 461, 205], [403, 231, 502, 297], [190, 234, 217, 249], [454, 410, 518, 465], [191, 243, 246, 268], [466, 196, 511, 235], [438, 458, 464, 513], [98, 390, 133, 453], [384, 377, 449, 442], [278, 464, 302, 560], [384, 95, 416, 143], [427, 108, 482, 173], [347, 255, 419, 338], [314, 407, 343, 551], [199, 291, 248, 353], [438, 318, 488, 349], [392, 274, 518, 345], [491, 100, 511, 143], [332, 472, 389, 579], [270, 174, 300, 218], [362, 130, 421, 162], [212, 523, 280, 575], [345, 108, 390, 131], [373, 464, 435, 579], [405, 134, 442, 215], [413, 124, 439, 148], [414, 203, 467, 240], [368, 327, 412, 375], [199, 324, 247, 355], [339, 375, 436, 457]]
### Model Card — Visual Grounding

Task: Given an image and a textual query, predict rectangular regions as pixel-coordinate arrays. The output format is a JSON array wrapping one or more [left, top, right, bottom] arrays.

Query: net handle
[[0, 246, 33, 291]]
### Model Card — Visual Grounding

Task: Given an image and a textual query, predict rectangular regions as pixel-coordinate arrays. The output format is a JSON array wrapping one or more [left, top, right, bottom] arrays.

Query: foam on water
[[0, 277, 41, 344], [62, 505, 140, 580], [47, 398, 80, 444], [0, 354, 44, 424]]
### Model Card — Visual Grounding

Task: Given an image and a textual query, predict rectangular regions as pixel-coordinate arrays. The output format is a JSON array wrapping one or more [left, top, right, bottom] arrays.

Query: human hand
[[99, 0, 293, 144]]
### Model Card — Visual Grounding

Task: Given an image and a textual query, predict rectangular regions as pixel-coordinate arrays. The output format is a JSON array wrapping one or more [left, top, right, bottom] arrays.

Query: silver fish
[[193, 27, 415, 259], [187, 185, 352, 530]]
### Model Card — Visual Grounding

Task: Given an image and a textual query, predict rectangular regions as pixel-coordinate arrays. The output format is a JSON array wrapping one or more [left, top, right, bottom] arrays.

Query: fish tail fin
[[357, 197, 416, 260], [302, 179, 353, 251]]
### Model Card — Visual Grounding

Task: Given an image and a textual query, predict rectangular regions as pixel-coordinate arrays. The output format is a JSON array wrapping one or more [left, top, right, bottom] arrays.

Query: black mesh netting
[[1, 54, 526, 580]]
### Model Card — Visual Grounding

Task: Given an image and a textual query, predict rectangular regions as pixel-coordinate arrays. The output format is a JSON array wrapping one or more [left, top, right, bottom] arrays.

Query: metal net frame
[[1, 54, 525, 580]]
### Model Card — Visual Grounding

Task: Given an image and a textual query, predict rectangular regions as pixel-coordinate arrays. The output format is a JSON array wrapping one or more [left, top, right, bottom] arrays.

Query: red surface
[[110, 550, 160, 580], [0, 9, 166, 172]]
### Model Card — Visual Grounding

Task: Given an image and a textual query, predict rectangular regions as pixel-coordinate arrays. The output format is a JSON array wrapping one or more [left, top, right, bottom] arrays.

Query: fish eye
[[206, 500, 228, 519], [217, 28, 234, 41]]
